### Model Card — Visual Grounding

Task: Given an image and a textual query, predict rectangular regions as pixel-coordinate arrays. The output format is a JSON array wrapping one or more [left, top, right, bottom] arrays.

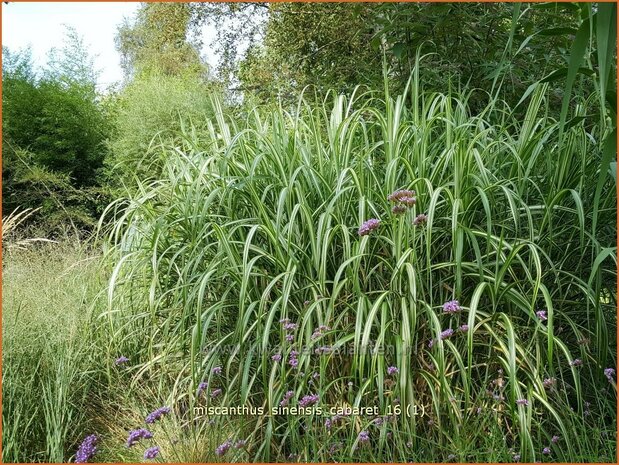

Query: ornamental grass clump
[[104, 69, 616, 462]]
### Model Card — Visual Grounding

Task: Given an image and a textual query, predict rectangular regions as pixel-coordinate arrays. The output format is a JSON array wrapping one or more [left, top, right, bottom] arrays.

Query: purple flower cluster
[[392, 204, 407, 215], [373, 416, 385, 426], [145, 406, 171, 424], [197, 381, 208, 396], [280, 318, 297, 342], [604, 368, 615, 381], [429, 325, 466, 348], [388, 189, 416, 206], [536, 310, 548, 321], [144, 446, 160, 460], [443, 300, 461, 313], [75, 434, 98, 463], [413, 213, 427, 226], [440, 328, 454, 340], [271, 353, 282, 362], [570, 358, 583, 367], [211, 388, 222, 398], [280, 390, 295, 407], [388, 190, 416, 215], [358, 218, 381, 236], [115, 356, 129, 366], [515, 399, 529, 406], [311, 325, 330, 340], [542, 447, 551, 455], [358, 430, 370, 443], [289, 350, 299, 368], [212, 366, 222, 375], [215, 440, 233, 456], [387, 366, 399, 376], [299, 393, 319, 407], [314, 345, 332, 355], [127, 428, 153, 448], [551, 435, 560, 444]]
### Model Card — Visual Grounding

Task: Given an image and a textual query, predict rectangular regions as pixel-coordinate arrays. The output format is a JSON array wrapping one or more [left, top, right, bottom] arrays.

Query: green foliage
[[238, 3, 381, 99], [2, 244, 107, 462], [106, 70, 220, 185], [207, 2, 588, 113], [2, 29, 111, 234], [115, 2, 206, 79], [103, 73, 616, 461]]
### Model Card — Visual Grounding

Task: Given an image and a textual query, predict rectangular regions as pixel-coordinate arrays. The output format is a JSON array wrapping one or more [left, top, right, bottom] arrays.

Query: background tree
[[2, 27, 110, 233], [115, 2, 206, 79]]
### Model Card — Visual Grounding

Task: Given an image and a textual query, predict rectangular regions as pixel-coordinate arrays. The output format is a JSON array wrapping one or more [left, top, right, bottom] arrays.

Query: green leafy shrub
[[2, 40, 110, 235], [106, 70, 219, 185]]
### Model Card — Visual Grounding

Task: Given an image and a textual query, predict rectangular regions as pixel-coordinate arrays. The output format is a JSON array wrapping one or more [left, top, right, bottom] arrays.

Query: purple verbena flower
[[413, 213, 427, 226], [144, 446, 160, 460], [315, 345, 332, 355], [387, 366, 399, 376], [388, 189, 416, 203], [211, 388, 222, 398], [391, 204, 407, 215], [604, 368, 615, 381], [115, 356, 129, 366], [358, 430, 370, 443], [212, 366, 222, 375], [358, 218, 381, 236], [215, 440, 232, 456], [536, 310, 548, 321], [458, 324, 469, 333], [515, 399, 529, 406], [443, 300, 461, 313], [272, 353, 282, 362], [400, 196, 416, 206], [280, 390, 295, 407], [126, 428, 153, 448], [145, 406, 171, 424], [299, 393, 319, 407], [75, 434, 98, 463], [197, 381, 208, 396], [570, 359, 583, 367], [551, 435, 559, 444], [542, 447, 551, 455], [285, 333, 294, 342], [439, 328, 454, 340]]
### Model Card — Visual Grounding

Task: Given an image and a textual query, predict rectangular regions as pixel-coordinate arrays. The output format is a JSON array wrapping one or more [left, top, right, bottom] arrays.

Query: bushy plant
[[104, 73, 616, 462], [106, 70, 220, 185], [2, 37, 110, 235]]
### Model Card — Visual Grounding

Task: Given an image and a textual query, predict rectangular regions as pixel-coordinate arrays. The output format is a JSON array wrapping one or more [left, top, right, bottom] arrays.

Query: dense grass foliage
[[2, 244, 106, 461], [103, 79, 616, 462]]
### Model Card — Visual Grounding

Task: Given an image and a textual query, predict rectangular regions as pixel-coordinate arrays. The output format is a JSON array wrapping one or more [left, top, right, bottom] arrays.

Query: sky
[[2, 2, 218, 89]]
